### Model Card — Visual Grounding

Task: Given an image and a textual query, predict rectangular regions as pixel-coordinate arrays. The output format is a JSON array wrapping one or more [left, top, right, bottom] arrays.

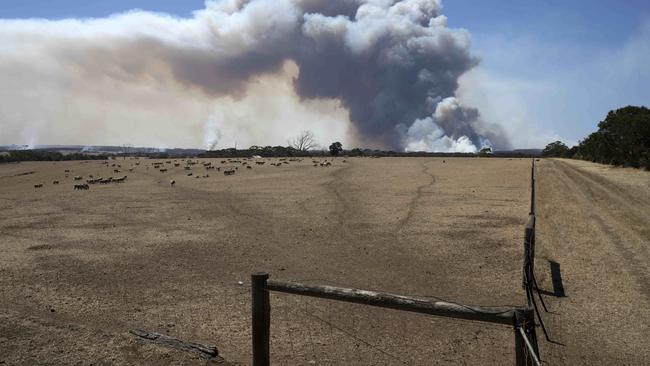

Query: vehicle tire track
[[396, 161, 436, 231], [551, 160, 650, 301]]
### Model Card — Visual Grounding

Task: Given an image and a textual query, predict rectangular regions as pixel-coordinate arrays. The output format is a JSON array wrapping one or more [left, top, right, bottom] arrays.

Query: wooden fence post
[[514, 308, 537, 366], [530, 159, 535, 215], [252, 272, 270, 366], [523, 216, 535, 290]]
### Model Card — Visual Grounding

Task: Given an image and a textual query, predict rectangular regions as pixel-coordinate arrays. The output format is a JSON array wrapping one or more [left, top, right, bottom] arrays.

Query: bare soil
[[0, 157, 647, 365]]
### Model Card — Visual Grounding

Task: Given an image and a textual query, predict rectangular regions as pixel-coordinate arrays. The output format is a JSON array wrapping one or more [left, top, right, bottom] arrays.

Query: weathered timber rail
[[252, 273, 538, 366]]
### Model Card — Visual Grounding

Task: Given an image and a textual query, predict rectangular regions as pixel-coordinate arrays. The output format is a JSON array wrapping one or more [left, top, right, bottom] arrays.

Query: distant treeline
[[199, 146, 539, 158], [543, 106, 650, 170], [0, 150, 109, 163], [1, 145, 540, 163]]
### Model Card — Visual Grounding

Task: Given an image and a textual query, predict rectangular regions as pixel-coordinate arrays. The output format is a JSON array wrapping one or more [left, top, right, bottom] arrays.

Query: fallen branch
[[129, 329, 219, 359]]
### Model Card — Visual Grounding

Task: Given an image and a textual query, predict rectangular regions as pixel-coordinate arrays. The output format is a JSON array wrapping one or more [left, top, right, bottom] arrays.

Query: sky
[[0, 0, 649, 149]]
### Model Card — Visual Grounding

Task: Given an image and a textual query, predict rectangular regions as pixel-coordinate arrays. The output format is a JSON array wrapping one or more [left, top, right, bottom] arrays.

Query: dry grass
[[0, 157, 647, 364]]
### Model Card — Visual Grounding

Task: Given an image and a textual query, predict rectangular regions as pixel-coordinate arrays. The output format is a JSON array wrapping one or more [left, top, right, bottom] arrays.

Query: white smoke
[[404, 117, 478, 153], [204, 113, 222, 151], [0, 0, 509, 152]]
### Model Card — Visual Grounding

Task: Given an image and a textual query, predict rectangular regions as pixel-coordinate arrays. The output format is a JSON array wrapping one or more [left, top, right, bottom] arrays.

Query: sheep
[[170, 180, 176, 187], [34, 184, 43, 188], [160, 168, 168, 173], [52, 180, 59, 185], [223, 168, 236, 176], [73, 176, 83, 180], [256, 161, 265, 165], [187, 172, 193, 176], [64, 169, 70, 173], [113, 169, 121, 173], [246, 166, 252, 169], [74, 184, 89, 190], [184, 166, 191, 170]]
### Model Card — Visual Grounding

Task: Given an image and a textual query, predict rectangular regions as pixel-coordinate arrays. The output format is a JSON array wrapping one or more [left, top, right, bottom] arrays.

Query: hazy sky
[[1, 0, 649, 149]]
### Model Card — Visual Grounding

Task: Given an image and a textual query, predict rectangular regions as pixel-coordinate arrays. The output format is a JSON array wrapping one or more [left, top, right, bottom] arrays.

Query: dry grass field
[[0, 157, 648, 365]]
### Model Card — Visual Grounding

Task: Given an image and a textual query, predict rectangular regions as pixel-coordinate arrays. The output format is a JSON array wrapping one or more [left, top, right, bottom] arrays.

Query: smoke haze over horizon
[[0, 0, 512, 152]]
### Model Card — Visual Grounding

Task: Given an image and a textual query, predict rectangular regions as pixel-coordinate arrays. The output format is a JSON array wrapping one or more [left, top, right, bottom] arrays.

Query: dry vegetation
[[0, 157, 648, 365]]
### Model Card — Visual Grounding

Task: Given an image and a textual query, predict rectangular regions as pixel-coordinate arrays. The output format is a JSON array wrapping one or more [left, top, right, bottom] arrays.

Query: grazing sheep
[[52, 180, 59, 184], [74, 184, 89, 190], [170, 180, 176, 187], [73, 176, 83, 180], [256, 161, 265, 165], [64, 169, 70, 173], [34, 184, 43, 188], [187, 173, 193, 176], [223, 168, 236, 176], [184, 166, 191, 170], [113, 169, 120, 173], [246, 166, 252, 169], [160, 168, 168, 173]]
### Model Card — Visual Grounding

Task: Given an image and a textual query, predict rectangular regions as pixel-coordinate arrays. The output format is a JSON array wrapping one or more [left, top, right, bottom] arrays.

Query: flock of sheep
[[30, 156, 342, 190]]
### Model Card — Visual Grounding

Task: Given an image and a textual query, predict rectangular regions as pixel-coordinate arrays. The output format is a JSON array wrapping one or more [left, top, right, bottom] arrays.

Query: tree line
[[0, 150, 109, 163], [542, 106, 650, 170]]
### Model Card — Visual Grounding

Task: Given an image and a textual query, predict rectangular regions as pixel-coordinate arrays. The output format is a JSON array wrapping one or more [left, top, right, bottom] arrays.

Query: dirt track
[[0, 157, 648, 364], [536, 159, 650, 365]]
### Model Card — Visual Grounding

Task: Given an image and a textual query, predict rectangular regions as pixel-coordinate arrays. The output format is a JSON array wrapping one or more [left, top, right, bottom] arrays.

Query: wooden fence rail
[[251, 273, 538, 366]]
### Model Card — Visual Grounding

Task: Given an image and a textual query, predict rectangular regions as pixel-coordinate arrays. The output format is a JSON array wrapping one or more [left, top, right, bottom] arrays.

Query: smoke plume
[[0, 0, 509, 151]]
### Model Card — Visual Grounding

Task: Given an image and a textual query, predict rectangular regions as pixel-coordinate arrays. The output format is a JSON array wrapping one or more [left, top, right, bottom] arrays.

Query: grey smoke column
[[0, 0, 509, 151], [295, 0, 482, 148]]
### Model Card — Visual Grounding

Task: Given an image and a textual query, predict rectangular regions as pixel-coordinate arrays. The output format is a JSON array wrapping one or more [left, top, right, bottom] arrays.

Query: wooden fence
[[251, 159, 544, 365]]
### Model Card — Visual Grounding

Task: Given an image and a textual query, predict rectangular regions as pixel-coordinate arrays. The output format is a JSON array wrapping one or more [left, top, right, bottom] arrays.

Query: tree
[[542, 141, 569, 157], [289, 130, 317, 151], [329, 141, 343, 156], [575, 106, 650, 168], [479, 147, 492, 155]]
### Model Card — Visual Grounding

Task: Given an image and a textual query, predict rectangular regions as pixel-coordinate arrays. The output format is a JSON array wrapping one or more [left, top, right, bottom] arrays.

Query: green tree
[[329, 142, 343, 156], [542, 141, 569, 157], [576, 106, 650, 168]]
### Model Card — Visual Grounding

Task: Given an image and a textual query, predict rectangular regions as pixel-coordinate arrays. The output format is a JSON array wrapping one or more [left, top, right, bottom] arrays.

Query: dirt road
[[536, 158, 650, 364]]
